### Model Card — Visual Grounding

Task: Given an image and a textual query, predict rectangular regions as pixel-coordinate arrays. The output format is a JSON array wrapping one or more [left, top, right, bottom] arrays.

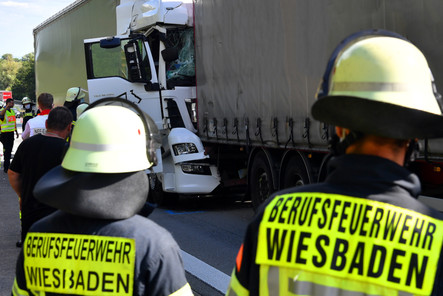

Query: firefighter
[[226, 30, 443, 296], [12, 99, 193, 296], [21, 97, 35, 132], [0, 98, 19, 173], [64, 86, 87, 122], [22, 93, 54, 140]]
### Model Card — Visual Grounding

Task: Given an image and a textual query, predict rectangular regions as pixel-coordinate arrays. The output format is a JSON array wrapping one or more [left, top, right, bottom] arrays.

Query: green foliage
[[12, 53, 36, 101], [0, 53, 35, 101], [0, 54, 21, 91]]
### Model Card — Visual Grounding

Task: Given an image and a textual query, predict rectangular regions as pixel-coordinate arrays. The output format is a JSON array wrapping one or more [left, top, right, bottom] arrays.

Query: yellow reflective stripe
[[256, 193, 443, 295], [12, 278, 30, 296], [169, 283, 194, 296], [23, 233, 135, 296], [260, 265, 417, 296], [226, 269, 249, 296], [332, 82, 414, 92]]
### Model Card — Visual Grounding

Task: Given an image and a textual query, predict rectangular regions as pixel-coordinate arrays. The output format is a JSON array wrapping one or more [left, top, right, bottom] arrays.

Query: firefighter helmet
[[65, 87, 87, 102], [22, 97, 32, 105], [312, 30, 443, 139], [62, 104, 153, 173]]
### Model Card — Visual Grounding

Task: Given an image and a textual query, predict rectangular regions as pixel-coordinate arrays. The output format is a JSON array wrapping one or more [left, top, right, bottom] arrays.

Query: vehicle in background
[[0, 91, 12, 103], [35, 0, 443, 208]]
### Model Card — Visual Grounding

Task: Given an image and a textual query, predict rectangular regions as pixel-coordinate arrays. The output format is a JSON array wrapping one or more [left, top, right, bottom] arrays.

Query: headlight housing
[[173, 143, 198, 156]]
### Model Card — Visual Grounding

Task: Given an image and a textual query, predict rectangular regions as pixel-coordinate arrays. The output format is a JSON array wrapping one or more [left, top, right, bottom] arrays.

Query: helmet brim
[[33, 166, 149, 219], [312, 96, 443, 139]]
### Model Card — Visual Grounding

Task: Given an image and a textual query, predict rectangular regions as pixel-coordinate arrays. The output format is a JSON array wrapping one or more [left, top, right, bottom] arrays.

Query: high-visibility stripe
[[169, 283, 194, 296], [332, 82, 414, 92], [260, 266, 416, 296], [12, 278, 30, 296], [226, 269, 249, 296], [70, 141, 132, 152]]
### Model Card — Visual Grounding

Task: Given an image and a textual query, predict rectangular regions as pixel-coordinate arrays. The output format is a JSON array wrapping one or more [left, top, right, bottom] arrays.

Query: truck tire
[[250, 151, 275, 211], [281, 156, 310, 189]]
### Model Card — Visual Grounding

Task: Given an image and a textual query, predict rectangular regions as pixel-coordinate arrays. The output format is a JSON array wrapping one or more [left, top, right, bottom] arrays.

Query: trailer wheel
[[250, 151, 275, 211], [282, 156, 310, 189]]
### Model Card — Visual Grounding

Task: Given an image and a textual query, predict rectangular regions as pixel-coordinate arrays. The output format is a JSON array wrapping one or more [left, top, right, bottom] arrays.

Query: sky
[[0, 0, 75, 59]]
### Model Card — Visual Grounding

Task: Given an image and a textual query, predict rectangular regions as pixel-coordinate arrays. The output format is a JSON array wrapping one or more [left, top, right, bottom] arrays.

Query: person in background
[[8, 106, 72, 245], [76, 102, 89, 119], [21, 93, 53, 140], [0, 98, 19, 173], [12, 99, 193, 296], [64, 87, 87, 122], [226, 30, 443, 296], [20, 97, 35, 133]]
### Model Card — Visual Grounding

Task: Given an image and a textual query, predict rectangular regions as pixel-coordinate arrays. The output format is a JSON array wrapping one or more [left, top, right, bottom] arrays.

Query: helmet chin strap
[[329, 131, 364, 156]]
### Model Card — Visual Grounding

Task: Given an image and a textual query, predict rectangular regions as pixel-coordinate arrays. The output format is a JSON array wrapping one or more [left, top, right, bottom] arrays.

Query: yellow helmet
[[312, 30, 443, 139], [65, 87, 87, 102], [62, 104, 152, 173]]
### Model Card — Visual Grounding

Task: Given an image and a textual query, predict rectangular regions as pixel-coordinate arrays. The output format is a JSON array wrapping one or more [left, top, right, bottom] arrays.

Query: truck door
[[84, 36, 163, 131]]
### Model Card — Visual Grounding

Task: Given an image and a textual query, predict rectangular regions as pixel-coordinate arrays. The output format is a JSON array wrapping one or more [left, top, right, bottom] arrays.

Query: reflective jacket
[[12, 211, 194, 296], [227, 154, 443, 296], [0, 108, 16, 132]]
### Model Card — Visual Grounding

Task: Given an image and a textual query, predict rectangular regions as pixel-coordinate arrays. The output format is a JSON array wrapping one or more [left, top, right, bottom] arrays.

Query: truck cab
[[83, 0, 220, 196]]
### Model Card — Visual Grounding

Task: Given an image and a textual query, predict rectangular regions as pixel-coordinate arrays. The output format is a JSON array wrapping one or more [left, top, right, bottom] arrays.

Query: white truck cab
[[84, 0, 220, 197]]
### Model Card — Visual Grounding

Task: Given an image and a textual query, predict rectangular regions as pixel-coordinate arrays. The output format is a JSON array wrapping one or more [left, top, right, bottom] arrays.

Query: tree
[[12, 53, 36, 101], [0, 54, 21, 90]]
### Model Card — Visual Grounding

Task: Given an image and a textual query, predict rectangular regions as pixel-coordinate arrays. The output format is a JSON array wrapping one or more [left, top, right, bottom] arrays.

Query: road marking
[[166, 210, 205, 215], [181, 250, 231, 294]]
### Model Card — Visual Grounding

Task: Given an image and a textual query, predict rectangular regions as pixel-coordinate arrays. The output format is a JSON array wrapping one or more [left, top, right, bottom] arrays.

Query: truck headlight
[[181, 163, 211, 175], [173, 143, 198, 155]]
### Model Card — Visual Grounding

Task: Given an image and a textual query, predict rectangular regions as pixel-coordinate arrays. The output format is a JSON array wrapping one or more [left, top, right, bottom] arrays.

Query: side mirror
[[161, 47, 179, 62], [124, 40, 147, 82], [100, 37, 121, 48]]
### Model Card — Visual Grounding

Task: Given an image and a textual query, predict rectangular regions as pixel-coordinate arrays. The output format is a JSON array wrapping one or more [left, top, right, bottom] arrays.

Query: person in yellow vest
[[226, 30, 443, 296], [0, 98, 19, 173], [20, 97, 35, 133]]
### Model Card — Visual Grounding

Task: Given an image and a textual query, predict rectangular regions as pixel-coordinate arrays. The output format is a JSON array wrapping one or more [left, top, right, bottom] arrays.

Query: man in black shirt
[[8, 106, 72, 243]]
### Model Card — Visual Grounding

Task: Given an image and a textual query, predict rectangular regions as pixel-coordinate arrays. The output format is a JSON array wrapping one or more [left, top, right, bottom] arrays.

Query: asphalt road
[[0, 132, 22, 295]]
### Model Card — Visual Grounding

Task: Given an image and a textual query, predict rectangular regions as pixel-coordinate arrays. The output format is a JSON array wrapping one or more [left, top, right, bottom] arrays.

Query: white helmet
[[22, 97, 32, 105], [65, 87, 87, 102], [76, 103, 89, 118]]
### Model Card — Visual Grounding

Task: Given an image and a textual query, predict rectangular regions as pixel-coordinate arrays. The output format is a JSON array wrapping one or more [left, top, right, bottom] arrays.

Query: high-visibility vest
[[227, 192, 443, 296], [0, 109, 16, 132], [23, 111, 34, 118]]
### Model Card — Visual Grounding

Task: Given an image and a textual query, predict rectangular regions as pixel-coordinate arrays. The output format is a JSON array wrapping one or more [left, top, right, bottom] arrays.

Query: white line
[[181, 250, 231, 294]]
